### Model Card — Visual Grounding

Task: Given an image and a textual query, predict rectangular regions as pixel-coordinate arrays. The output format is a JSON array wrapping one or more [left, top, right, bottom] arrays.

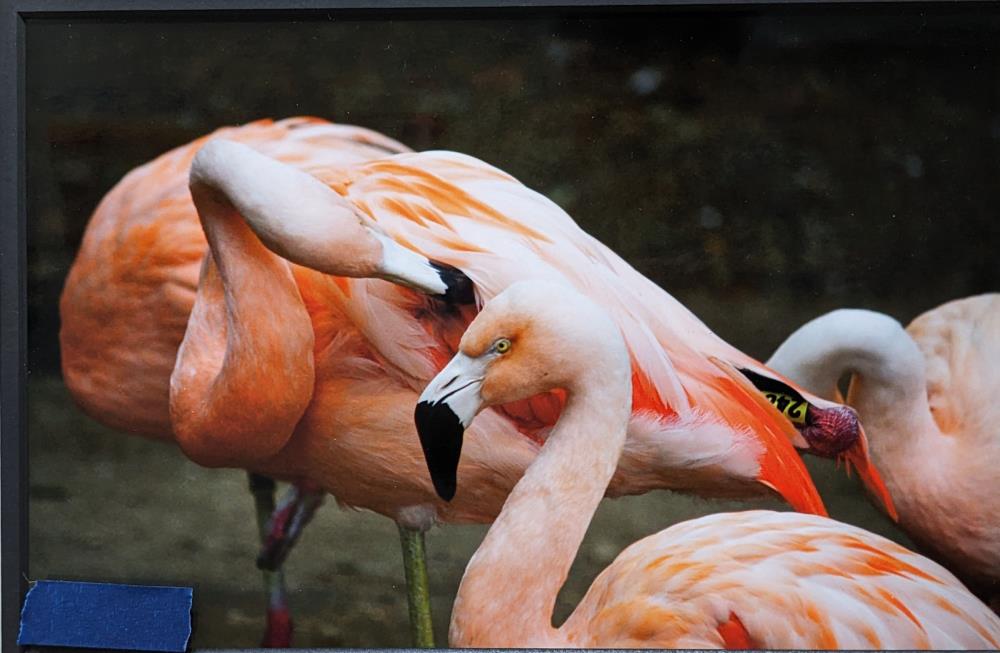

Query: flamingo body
[[767, 295, 1000, 599]]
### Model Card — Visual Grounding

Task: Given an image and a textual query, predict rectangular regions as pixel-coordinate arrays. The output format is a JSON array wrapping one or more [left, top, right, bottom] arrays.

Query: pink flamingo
[[59, 117, 893, 646], [61, 118, 423, 646], [767, 294, 1000, 608], [415, 280, 1000, 648]]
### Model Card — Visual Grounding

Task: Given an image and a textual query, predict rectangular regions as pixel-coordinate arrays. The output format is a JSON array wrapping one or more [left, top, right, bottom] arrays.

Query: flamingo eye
[[494, 338, 512, 354]]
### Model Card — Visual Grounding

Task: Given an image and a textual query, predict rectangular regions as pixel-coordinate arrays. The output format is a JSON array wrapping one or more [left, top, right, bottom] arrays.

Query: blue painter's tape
[[18, 580, 192, 652]]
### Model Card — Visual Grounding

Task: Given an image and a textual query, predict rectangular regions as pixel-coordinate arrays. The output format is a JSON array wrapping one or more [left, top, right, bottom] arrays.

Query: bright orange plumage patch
[[707, 360, 827, 516], [877, 587, 924, 629], [837, 536, 942, 583], [804, 602, 839, 649], [717, 612, 756, 650], [858, 625, 882, 648], [366, 160, 553, 242], [381, 196, 433, 226], [631, 366, 674, 416], [497, 391, 565, 445], [864, 553, 941, 583], [842, 436, 898, 520]]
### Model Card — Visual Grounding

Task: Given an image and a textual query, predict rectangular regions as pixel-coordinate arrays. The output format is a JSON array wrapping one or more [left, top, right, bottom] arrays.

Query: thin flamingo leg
[[398, 524, 435, 648], [248, 473, 293, 648], [256, 481, 325, 572]]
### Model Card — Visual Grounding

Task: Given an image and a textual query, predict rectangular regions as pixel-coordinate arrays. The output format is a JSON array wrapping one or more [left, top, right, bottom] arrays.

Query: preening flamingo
[[60, 119, 439, 646], [59, 117, 893, 645], [766, 294, 1000, 607], [414, 280, 1000, 649]]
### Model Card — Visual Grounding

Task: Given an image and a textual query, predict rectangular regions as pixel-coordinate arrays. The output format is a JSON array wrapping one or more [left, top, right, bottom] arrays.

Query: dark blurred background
[[26, 7, 1000, 648]]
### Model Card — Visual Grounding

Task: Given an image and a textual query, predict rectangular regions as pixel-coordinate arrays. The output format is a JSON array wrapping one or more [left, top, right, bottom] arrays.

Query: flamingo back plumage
[[906, 294, 1000, 443], [565, 511, 1000, 649]]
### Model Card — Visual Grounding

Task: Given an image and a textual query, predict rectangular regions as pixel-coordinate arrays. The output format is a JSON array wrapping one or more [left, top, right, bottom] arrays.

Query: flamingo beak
[[839, 423, 899, 521], [414, 352, 487, 501], [372, 232, 476, 304], [794, 404, 898, 521], [735, 366, 899, 521], [372, 231, 446, 294]]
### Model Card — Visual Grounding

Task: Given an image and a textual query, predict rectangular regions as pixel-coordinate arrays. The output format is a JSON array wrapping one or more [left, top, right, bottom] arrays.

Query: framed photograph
[[4, 1, 999, 651]]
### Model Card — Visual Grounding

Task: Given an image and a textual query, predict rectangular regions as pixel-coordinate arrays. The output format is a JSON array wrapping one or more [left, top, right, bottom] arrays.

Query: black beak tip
[[414, 400, 465, 503], [434, 477, 457, 502], [430, 261, 475, 307]]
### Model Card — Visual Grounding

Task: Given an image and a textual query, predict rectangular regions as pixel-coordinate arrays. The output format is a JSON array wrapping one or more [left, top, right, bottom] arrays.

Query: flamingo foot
[[257, 481, 325, 571], [262, 604, 294, 648], [249, 473, 296, 648]]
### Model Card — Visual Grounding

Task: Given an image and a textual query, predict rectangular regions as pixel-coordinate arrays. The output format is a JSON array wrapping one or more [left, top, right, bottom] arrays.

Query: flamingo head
[[736, 366, 897, 519], [414, 281, 629, 501], [798, 403, 861, 457]]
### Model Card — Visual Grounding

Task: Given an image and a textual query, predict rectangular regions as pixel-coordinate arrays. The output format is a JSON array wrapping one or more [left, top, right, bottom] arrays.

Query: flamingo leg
[[256, 482, 325, 572], [248, 473, 293, 648], [397, 524, 435, 648]]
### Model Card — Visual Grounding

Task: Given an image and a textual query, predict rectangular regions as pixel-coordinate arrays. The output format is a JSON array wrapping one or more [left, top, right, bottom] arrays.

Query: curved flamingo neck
[[450, 362, 632, 647], [767, 309, 935, 460], [170, 180, 316, 468]]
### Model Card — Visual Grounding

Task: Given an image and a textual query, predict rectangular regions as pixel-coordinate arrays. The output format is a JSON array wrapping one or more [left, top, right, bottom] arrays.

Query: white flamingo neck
[[191, 139, 450, 294], [450, 364, 632, 646], [767, 308, 934, 456]]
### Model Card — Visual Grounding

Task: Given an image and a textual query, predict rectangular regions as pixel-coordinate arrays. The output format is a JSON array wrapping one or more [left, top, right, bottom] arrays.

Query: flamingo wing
[[906, 293, 1000, 445], [567, 511, 1000, 649], [330, 150, 828, 513]]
